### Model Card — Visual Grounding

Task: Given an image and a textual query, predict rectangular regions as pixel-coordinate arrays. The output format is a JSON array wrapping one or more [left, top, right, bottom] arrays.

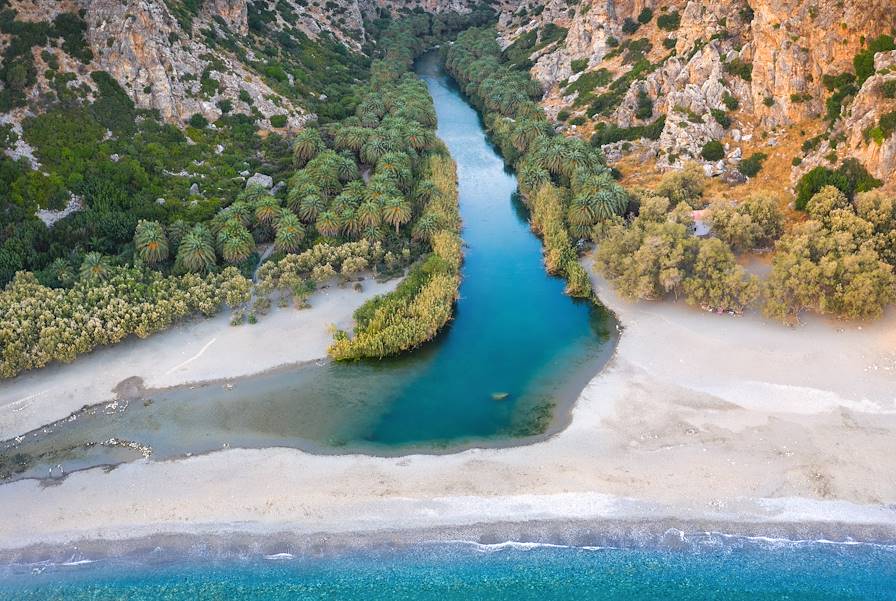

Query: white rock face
[[246, 173, 274, 189]]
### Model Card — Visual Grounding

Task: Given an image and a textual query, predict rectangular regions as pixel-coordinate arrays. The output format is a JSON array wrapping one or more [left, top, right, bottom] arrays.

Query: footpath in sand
[[0, 264, 895, 549], [0, 276, 399, 440]]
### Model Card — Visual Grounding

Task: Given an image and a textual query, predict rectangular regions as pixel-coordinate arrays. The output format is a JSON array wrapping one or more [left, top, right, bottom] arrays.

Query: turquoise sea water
[[1, 51, 615, 475], [3, 537, 896, 600]]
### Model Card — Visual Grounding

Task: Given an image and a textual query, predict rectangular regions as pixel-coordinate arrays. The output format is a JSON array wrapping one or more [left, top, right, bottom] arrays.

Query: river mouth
[[0, 52, 618, 481]]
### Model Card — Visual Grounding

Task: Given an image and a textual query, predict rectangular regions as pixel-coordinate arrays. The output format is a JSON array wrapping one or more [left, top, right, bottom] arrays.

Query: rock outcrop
[[496, 0, 896, 185], [83, 0, 307, 129]]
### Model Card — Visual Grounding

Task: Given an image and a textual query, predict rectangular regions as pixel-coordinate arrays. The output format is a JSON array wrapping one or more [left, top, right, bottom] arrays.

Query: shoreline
[[0, 260, 894, 555], [0, 275, 400, 440], [3, 513, 896, 566]]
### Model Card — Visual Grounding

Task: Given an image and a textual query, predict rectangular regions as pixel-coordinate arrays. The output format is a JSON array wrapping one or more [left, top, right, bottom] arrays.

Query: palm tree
[[567, 195, 597, 230], [133, 220, 169, 265], [382, 197, 412, 234], [79, 252, 111, 282], [412, 179, 437, 206], [296, 194, 327, 222], [315, 210, 340, 237], [217, 220, 256, 264], [510, 119, 551, 153], [361, 224, 384, 242], [334, 126, 368, 153], [274, 213, 305, 253], [376, 152, 413, 189], [403, 122, 432, 150], [340, 208, 362, 239], [49, 258, 74, 286], [239, 184, 271, 205], [176, 224, 216, 273], [411, 213, 440, 242], [254, 196, 280, 225], [357, 200, 382, 228], [335, 153, 360, 182], [292, 129, 324, 166], [166, 220, 189, 254], [364, 176, 400, 204]]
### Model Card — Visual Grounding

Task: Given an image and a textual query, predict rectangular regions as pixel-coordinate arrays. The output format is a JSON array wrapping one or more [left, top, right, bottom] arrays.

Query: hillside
[[495, 0, 896, 193]]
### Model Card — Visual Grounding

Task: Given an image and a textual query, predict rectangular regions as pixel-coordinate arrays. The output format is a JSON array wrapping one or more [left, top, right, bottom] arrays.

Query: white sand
[[0, 276, 399, 439], [1, 263, 895, 549]]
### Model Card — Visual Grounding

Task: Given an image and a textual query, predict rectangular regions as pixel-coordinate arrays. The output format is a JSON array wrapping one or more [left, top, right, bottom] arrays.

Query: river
[[0, 51, 616, 477]]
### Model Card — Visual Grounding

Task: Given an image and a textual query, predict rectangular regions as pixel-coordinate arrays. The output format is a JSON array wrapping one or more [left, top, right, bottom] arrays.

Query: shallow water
[[3, 536, 895, 600], [1, 52, 616, 476]]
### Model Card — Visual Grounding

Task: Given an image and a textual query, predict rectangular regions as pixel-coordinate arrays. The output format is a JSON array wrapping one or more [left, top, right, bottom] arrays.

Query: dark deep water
[[1, 51, 616, 476]]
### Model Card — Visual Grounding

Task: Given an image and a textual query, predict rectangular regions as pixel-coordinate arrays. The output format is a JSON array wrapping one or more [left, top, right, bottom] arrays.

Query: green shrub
[[882, 80, 896, 99], [738, 152, 767, 177], [622, 18, 639, 35], [590, 116, 665, 146], [188, 113, 209, 128], [724, 58, 752, 81], [638, 8, 654, 24], [635, 87, 653, 120], [710, 108, 731, 128], [854, 35, 895, 84], [557, 109, 570, 121], [657, 11, 681, 31], [269, 114, 288, 128], [569, 116, 586, 126], [570, 58, 588, 73], [701, 140, 724, 161], [722, 92, 739, 111], [794, 159, 882, 210], [663, 37, 677, 49]]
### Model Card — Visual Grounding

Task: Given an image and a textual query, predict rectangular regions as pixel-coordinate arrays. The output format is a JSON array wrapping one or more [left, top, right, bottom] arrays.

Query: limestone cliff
[[497, 0, 896, 187]]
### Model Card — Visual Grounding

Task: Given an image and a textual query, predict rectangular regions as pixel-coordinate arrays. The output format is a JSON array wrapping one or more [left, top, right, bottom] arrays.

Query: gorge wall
[[496, 0, 896, 187]]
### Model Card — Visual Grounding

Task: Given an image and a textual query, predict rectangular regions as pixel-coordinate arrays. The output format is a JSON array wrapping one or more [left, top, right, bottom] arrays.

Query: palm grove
[[0, 9, 492, 378]]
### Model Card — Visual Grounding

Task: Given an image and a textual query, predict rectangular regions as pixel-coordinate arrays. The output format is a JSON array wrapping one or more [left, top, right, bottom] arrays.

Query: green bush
[[854, 35, 895, 84], [570, 58, 588, 73], [622, 18, 639, 35], [637, 8, 654, 24], [188, 113, 209, 128], [724, 58, 752, 81], [794, 159, 882, 210], [710, 108, 731, 128], [882, 80, 896, 99], [269, 114, 288, 128], [701, 140, 724, 161], [738, 152, 767, 177], [657, 11, 681, 31], [722, 92, 739, 111]]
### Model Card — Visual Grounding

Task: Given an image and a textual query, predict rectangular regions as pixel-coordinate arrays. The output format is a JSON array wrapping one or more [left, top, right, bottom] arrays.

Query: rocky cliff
[[497, 0, 896, 188]]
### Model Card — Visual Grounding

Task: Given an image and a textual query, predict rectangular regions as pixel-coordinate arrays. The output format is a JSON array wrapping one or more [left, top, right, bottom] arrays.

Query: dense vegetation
[[445, 26, 629, 298], [0, 8, 493, 376]]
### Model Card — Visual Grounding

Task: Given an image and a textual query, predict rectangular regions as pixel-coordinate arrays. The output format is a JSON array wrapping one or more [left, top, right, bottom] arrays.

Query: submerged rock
[[491, 392, 510, 401]]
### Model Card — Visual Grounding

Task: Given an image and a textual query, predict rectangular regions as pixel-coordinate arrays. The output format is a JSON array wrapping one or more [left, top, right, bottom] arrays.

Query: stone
[[246, 173, 273, 189], [271, 181, 286, 195], [189, 182, 200, 196]]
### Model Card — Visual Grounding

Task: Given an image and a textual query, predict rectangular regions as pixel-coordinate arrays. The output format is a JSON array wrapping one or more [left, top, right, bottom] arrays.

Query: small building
[[690, 209, 711, 237]]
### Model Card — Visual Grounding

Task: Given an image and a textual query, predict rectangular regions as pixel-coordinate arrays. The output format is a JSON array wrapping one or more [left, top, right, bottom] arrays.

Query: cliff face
[[83, 0, 308, 129], [498, 0, 896, 187]]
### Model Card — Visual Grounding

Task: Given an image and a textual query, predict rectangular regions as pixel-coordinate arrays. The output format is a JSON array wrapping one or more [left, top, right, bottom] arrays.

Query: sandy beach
[[0, 262, 894, 550], [0, 276, 399, 440]]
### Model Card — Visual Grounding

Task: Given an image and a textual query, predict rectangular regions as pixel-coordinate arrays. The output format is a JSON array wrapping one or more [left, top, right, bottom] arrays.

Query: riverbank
[[0, 276, 399, 440], [0, 260, 894, 550]]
